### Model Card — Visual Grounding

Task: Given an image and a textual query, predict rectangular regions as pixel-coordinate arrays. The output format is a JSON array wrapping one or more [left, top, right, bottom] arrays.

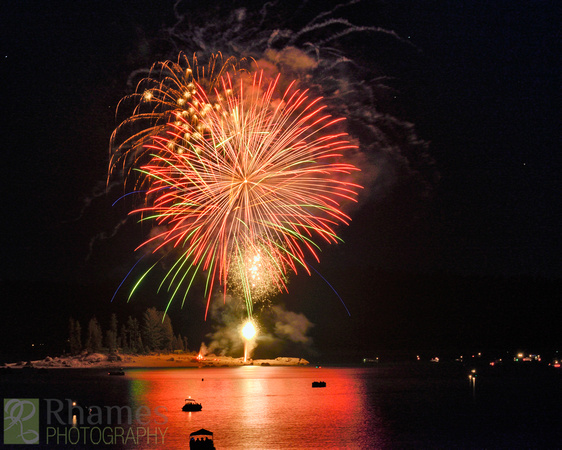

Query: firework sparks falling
[[110, 53, 241, 182], [110, 54, 362, 317], [228, 243, 288, 312]]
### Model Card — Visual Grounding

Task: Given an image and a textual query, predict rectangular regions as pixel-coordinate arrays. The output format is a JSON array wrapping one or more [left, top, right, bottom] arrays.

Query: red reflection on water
[[126, 367, 387, 448]]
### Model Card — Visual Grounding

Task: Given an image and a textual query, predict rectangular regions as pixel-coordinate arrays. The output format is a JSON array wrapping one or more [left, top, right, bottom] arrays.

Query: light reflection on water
[[2, 364, 560, 447], [126, 366, 388, 449]]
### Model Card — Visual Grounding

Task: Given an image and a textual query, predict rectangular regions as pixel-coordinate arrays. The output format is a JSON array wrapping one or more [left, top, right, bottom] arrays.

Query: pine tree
[[174, 333, 186, 352], [110, 314, 118, 343], [105, 330, 117, 352], [68, 318, 82, 355], [172, 334, 181, 352], [105, 313, 118, 352], [119, 324, 127, 352], [142, 308, 163, 351], [141, 308, 176, 352], [86, 316, 103, 353], [160, 314, 174, 351], [126, 316, 142, 353]]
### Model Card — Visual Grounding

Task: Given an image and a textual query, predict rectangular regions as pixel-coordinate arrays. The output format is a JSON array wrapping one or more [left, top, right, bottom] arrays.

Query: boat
[[182, 398, 203, 411], [108, 369, 125, 376], [312, 381, 326, 388], [189, 428, 214, 449]]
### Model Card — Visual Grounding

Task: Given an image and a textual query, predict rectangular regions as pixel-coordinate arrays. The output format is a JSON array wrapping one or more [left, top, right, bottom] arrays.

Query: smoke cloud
[[203, 295, 315, 358], [158, 0, 438, 205], [271, 305, 313, 344]]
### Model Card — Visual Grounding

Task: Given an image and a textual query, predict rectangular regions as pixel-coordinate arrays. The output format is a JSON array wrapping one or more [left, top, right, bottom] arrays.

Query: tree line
[[68, 308, 189, 355]]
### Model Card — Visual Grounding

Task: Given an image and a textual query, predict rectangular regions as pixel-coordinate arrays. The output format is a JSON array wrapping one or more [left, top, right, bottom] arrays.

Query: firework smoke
[[117, 0, 435, 203], [204, 294, 315, 358]]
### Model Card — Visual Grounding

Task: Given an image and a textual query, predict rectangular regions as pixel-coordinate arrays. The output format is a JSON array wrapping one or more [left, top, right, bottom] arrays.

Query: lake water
[[2, 363, 560, 448]]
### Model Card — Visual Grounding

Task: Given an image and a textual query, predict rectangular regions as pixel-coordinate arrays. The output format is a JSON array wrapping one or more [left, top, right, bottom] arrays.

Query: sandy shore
[[3, 353, 309, 369]]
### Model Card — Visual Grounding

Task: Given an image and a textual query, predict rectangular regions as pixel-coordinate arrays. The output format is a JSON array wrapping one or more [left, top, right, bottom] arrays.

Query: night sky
[[1, 0, 560, 362]]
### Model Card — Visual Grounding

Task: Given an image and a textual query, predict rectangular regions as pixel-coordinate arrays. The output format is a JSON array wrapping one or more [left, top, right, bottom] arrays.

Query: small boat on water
[[312, 381, 326, 388], [189, 428, 214, 449], [108, 369, 125, 376], [182, 398, 203, 411]]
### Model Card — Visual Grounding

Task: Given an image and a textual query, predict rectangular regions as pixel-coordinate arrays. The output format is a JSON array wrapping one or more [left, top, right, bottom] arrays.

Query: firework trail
[[110, 54, 361, 318]]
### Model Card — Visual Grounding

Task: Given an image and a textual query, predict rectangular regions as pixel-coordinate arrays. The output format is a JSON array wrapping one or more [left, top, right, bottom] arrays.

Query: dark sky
[[1, 0, 560, 360]]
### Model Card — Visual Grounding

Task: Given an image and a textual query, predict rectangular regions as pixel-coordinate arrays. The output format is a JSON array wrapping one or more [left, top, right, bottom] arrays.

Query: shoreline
[[2, 353, 309, 369]]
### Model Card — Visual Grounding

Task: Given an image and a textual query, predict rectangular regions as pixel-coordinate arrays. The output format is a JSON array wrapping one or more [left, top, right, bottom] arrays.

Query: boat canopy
[[190, 429, 213, 437]]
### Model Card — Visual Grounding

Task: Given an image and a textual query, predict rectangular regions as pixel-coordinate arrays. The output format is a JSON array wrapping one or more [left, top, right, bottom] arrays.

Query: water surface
[[2, 363, 560, 448]]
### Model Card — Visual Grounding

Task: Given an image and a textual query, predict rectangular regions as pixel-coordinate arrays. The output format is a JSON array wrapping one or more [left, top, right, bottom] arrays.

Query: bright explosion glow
[[242, 321, 256, 340]]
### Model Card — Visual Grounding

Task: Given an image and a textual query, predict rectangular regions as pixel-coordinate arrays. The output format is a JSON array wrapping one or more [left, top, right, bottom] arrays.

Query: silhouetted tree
[[68, 318, 82, 355], [105, 330, 117, 352], [172, 334, 180, 351], [105, 313, 118, 352], [86, 316, 103, 353], [160, 314, 174, 351], [119, 324, 127, 351], [142, 308, 163, 351], [126, 316, 143, 353], [142, 308, 176, 352], [173, 333, 187, 352]]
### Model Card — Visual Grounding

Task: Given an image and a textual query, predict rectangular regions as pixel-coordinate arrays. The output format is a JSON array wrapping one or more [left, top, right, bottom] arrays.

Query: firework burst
[[110, 54, 362, 318]]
